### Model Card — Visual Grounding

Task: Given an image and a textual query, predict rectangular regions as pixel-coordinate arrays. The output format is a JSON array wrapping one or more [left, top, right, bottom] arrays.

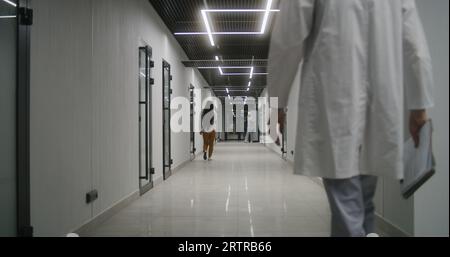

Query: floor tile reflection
[[85, 143, 331, 237]]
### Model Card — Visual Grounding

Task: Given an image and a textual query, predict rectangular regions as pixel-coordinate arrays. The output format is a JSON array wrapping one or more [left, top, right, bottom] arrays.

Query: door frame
[[281, 111, 288, 160], [16, 0, 33, 237], [189, 84, 196, 159], [255, 98, 261, 143], [162, 60, 172, 180], [138, 45, 154, 195]]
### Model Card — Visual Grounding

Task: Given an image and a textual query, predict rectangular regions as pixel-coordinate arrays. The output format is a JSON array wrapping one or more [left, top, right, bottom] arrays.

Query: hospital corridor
[[1, 0, 449, 242], [84, 143, 331, 237]]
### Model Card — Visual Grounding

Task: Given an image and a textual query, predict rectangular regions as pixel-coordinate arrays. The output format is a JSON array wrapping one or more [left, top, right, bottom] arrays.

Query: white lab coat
[[268, 0, 434, 179]]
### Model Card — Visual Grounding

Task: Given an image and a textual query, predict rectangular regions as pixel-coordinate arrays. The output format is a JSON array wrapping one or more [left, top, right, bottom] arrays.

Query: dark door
[[138, 46, 154, 195], [162, 61, 172, 180], [0, 0, 32, 237], [189, 85, 196, 159], [281, 112, 288, 159]]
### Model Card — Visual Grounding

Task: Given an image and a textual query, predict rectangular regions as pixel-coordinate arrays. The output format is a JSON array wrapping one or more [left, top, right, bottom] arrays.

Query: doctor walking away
[[201, 103, 217, 161], [269, 0, 434, 237]]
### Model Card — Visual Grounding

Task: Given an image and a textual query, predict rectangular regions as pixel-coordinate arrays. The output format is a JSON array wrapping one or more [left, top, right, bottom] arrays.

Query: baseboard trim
[[375, 214, 410, 237], [73, 156, 197, 237], [153, 175, 164, 188], [172, 157, 195, 176], [74, 190, 140, 236], [310, 178, 410, 237], [265, 143, 283, 158], [309, 177, 324, 187]]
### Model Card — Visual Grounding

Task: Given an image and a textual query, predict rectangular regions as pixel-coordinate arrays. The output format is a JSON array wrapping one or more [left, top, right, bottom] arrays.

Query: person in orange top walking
[[200, 104, 216, 161]]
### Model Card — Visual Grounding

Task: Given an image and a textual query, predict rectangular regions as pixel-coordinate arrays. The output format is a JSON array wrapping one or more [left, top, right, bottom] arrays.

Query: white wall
[[374, 0, 449, 237], [260, 67, 301, 162], [30, 0, 213, 236], [262, 0, 449, 236], [30, 0, 94, 237], [414, 0, 449, 237]]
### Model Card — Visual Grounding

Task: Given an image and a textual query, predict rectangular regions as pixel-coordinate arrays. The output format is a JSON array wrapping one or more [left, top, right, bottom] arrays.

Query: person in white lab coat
[[268, 0, 434, 237]]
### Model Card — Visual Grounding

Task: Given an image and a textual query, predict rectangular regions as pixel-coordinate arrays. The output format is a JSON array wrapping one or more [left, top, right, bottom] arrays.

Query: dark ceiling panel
[[148, 0, 278, 98]]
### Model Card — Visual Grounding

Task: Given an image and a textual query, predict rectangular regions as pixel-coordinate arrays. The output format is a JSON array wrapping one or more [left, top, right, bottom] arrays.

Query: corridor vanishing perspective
[[2, 0, 448, 241], [85, 143, 331, 237]]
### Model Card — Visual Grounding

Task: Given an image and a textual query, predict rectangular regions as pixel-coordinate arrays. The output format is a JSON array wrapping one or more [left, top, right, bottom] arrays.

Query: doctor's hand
[[278, 109, 286, 137], [410, 110, 428, 148], [268, 109, 286, 146]]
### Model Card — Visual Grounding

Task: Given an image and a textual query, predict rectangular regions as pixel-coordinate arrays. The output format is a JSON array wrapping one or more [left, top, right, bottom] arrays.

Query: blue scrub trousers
[[323, 175, 378, 237]]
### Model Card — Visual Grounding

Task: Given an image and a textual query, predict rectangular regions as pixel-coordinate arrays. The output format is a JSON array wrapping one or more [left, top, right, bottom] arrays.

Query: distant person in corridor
[[268, 0, 434, 237], [201, 104, 216, 161]]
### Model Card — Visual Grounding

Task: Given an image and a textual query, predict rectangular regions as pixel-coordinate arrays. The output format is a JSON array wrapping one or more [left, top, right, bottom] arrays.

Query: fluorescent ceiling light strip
[[222, 73, 268, 76], [216, 86, 255, 88], [205, 9, 279, 13], [215, 56, 219, 61], [0, 15, 16, 18], [174, 32, 208, 35], [201, 10, 215, 46], [198, 66, 252, 69], [177, 6, 279, 37], [221, 66, 253, 69], [3, 0, 16, 7], [226, 88, 229, 94], [175, 32, 263, 35], [222, 73, 252, 76], [197, 67, 266, 76], [261, 0, 273, 34], [218, 89, 250, 92], [248, 81, 252, 87], [213, 32, 262, 35]]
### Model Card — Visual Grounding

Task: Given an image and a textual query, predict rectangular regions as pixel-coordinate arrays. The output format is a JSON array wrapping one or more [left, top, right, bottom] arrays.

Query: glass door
[[162, 61, 172, 180], [138, 46, 154, 195], [189, 85, 196, 159], [0, 0, 32, 237], [0, 0, 18, 237], [281, 112, 288, 160]]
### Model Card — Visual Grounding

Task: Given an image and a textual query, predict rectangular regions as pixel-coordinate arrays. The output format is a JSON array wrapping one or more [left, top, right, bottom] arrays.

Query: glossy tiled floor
[[85, 143, 331, 237]]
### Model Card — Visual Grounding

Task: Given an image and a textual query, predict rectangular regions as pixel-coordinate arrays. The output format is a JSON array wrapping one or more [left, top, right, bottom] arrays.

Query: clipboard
[[400, 120, 436, 199]]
